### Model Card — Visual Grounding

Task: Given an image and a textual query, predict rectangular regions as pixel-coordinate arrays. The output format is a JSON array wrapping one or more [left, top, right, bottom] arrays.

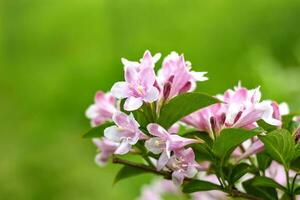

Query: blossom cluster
[[85, 50, 300, 199]]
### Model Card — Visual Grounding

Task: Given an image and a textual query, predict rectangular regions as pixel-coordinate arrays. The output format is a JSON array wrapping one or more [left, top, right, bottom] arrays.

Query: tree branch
[[112, 156, 172, 179]]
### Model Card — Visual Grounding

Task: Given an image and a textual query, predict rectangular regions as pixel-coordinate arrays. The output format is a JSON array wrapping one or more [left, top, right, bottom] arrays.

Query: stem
[[291, 173, 299, 195], [285, 169, 291, 193], [112, 156, 172, 179]]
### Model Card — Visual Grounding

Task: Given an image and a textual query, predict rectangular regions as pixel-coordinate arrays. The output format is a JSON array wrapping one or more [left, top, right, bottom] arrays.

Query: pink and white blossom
[[85, 91, 117, 127], [220, 84, 281, 128], [145, 123, 197, 171], [104, 111, 146, 155], [167, 148, 199, 186], [111, 50, 160, 111], [92, 138, 119, 166], [182, 103, 226, 136], [157, 52, 208, 100]]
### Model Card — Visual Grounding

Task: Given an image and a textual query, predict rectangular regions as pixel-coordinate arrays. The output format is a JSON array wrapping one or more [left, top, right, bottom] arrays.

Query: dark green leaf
[[257, 152, 272, 172], [182, 179, 222, 193], [294, 185, 300, 194], [257, 119, 277, 132], [212, 128, 260, 162], [82, 122, 114, 138], [250, 176, 286, 192], [282, 111, 300, 131], [114, 165, 149, 184], [291, 157, 300, 171], [243, 178, 278, 200], [229, 163, 254, 184], [259, 129, 295, 169], [158, 92, 219, 129], [294, 144, 300, 160], [183, 131, 213, 147], [191, 143, 215, 161]]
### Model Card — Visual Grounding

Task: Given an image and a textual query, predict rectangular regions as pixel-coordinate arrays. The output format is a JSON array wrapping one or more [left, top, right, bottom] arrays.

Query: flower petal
[[172, 170, 185, 186], [104, 126, 123, 142], [124, 97, 143, 111], [111, 82, 129, 99], [114, 141, 131, 155], [157, 151, 170, 171], [147, 123, 169, 138], [125, 66, 138, 84], [144, 86, 159, 102], [145, 137, 164, 154]]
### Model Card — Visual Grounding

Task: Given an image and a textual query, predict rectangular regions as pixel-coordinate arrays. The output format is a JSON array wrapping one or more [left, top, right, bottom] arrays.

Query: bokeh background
[[1, 0, 300, 199]]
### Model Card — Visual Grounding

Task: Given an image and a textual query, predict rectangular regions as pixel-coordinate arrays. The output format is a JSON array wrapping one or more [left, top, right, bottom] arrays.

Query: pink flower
[[167, 148, 199, 186], [157, 52, 208, 100], [104, 111, 146, 155], [138, 179, 180, 200], [85, 91, 117, 127], [182, 103, 226, 136], [219, 84, 281, 129], [92, 138, 118, 166], [145, 123, 197, 171], [111, 51, 160, 111]]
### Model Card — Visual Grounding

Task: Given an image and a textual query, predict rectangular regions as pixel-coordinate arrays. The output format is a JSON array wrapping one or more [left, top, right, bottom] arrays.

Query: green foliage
[[212, 128, 260, 162], [114, 166, 149, 184], [182, 180, 222, 193], [243, 178, 278, 200], [259, 129, 295, 169], [158, 93, 219, 129], [229, 163, 254, 184], [82, 122, 114, 138], [250, 176, 286, 192], [256, 152, 272, 172]]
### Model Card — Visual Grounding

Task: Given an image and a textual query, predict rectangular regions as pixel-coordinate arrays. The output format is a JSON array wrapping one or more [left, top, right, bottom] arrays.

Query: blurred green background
[[1, 0, 300, 199]]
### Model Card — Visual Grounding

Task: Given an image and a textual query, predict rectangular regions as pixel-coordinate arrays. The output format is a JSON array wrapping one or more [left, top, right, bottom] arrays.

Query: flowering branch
[[112, 156, 172, 179], [84, 50, 300, 200]]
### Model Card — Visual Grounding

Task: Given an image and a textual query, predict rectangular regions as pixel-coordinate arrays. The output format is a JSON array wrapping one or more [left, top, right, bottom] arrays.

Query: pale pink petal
[[104, 126, 123, 142], [140, 67, 156, 88], [125, 66, 139, 84], [190, 71, 208, 81], [85, 104, 98, 119], [124, 97, 143, 111], [157, 151, 170, 171], [172, 170, 185, 186], [144, 86, 159, 102], [237, 140, 264, 162], [186, 165, 198, 178], [145, 137, 164, 154], [94, 91, 106, 102], [113, 112, 129, 128], [114, 140, 131, 155], [147, 123, 169, 138], [111, 82, 129, 99]]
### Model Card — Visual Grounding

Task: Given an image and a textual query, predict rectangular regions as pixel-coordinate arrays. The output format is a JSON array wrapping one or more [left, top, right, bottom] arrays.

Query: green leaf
[[259, 129, 295, 169], [182, 179, 222, 193], [243, 178, 278, 200], [294, 185, 300, 194], [294, 144, 300, 160], [257, 119, 277, 132], [82, 122, 114, 138], [114, 165, 149, 184], [229, 163, 254, 184], [212, 128, 260, 161], [250, 176, 286, 192], [191, 143, 215, 161], [183, 131, 213, 147], [257, 152, 272, 172], [158, 92, 219, 129]]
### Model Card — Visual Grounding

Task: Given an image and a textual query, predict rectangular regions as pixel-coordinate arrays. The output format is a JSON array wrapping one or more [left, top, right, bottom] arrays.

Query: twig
[[112, 156, 172, 179]]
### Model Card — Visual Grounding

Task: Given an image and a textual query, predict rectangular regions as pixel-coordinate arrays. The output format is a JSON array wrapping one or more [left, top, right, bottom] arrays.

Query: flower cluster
[[85, 50, 300, 200]]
